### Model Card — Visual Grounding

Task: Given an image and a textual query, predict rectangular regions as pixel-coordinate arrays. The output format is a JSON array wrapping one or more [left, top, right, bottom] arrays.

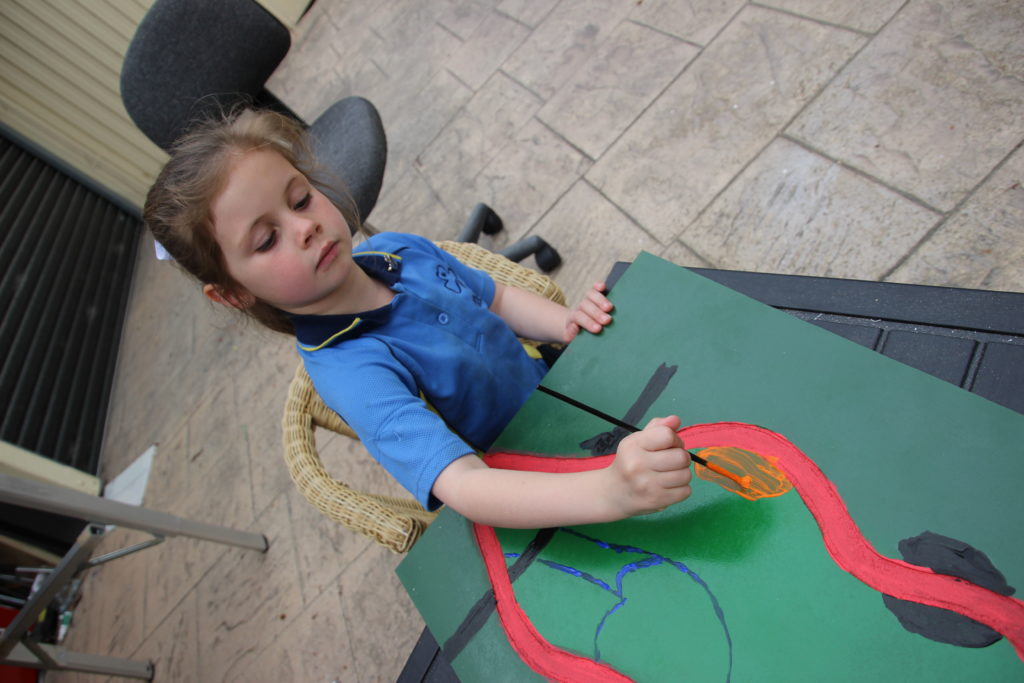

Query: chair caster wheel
[[535, 243, 561, 272], [482, 205, 503, 235]]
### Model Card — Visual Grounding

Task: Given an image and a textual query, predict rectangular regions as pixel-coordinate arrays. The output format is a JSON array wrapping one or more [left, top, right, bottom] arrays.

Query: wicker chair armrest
[[282, 365, 436, 553]]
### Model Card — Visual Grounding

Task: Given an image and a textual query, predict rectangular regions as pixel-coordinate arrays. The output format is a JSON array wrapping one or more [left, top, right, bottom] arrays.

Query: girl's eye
[[255, 230, 277, 253], [294, 192, 311, 210]]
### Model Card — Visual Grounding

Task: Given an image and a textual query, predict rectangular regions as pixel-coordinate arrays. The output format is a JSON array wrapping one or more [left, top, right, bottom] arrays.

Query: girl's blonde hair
[[144, 108, 365, 335]]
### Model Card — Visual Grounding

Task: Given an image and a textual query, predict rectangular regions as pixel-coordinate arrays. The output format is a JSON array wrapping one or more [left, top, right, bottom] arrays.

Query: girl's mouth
[[317, 241, 338, 270]]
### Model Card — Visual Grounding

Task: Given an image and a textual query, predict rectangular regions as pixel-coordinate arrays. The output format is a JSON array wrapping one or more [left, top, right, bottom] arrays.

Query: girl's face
[[208, 148, 357, 315]]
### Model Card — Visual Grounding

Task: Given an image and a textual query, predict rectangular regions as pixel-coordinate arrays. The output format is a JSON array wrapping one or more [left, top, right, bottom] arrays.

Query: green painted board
[[397, 253, 1024, 681]]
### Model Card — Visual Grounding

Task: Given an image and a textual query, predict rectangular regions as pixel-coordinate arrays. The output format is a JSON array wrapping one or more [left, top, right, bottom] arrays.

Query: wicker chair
[[281, 241, 567, 552]]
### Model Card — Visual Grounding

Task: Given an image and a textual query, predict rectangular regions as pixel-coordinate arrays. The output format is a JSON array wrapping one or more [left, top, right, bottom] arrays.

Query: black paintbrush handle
[[535, 385, 710, 467]]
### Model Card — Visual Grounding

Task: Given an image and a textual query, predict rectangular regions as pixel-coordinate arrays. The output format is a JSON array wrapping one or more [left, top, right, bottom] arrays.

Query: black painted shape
[[579, 363, 678, 455], [441, 528, 556, 663], [398, 628, 459, 683], [882, 531, 1015, 648], [579, 426, 631, 457]]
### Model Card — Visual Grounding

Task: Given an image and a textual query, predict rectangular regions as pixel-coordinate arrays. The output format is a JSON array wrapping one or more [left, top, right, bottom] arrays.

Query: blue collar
[[288, 248, 404, 351]]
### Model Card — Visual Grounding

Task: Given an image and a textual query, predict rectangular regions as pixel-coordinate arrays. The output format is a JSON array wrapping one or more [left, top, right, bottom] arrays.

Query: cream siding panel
[[0, 0, 303, 211], [1, 70, 158, 186], [259, 0, 309, 27], [0, 441, 102, 497], [0, 0, 162, 210]]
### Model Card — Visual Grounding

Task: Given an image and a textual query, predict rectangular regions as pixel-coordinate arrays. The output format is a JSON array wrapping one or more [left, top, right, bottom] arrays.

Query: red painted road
[[475, 422, 1024, 681]]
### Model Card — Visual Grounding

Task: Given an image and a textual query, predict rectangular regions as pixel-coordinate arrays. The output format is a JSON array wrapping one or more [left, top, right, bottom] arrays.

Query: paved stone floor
[[51, 0, 1022, 681]]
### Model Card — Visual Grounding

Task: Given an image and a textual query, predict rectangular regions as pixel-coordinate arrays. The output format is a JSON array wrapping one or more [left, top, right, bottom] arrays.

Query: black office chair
[[120, 0, 560, 271]]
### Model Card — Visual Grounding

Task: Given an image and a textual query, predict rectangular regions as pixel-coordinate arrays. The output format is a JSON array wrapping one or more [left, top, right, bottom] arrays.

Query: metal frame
[[0, 473, 268, 679]]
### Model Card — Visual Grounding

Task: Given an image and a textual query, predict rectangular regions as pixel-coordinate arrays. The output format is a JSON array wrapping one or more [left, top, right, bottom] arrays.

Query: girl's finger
[[586, 287, 613, 311], [649, 447, 690, 473], [577, 300, 611, 325]]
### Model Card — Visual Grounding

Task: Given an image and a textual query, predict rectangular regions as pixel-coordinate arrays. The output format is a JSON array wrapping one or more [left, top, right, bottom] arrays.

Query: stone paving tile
[[135, 387, 257, 640], [682, 137, 941, 278], [185, 382, 244, 483], [588, 5, 865, 245], [887, 144, 1024, 293], [501, 0, 635, 100], [377, 68, 473, 163], [659, 238, 714, 269], [285, 484, 375, 607], [268, 8, 359, 118], [283, 427, 409, 606], [101, 248, 208, 476], [132, 586, 200, 683], [788, 0, 1024, 212], [318, 0, 382, 35], [269, 7, 393, 118], [142, 461, 250, 642], [139, 427, 189, 522], [336, 544, 424, 682], [139, 530, 210, 645], [445, 10, 531, 90], [362, 0, 420, 37], [370, 161, 465, 241], [496, 0, 558, 28], [474, 118, 592, 242], [531, 180, 661, 304], [239, 337, 302, 520], [183, 384, 256, 526], [195, 493, 302, 683], [628, 0, 744, 46], [416, 71, 542, 210], [436, 0, 491, 40], [370, 20, 460, 99], [538, 20, 700, 160], [226, 582, 357, 683], [758, 0, 904, 33], [318, 56, 390, 118]]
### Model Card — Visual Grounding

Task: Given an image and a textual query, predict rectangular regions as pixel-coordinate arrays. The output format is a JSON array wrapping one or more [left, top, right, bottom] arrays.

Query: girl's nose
[[295, 216, 320, 245]]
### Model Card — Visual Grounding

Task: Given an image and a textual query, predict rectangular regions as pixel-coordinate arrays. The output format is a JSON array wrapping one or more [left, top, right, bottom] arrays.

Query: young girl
[[144, 108, 693, 528]]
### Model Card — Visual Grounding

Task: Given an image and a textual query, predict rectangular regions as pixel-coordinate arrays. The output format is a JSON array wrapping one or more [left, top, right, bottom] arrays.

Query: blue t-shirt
[[290, 233, 549, 509]]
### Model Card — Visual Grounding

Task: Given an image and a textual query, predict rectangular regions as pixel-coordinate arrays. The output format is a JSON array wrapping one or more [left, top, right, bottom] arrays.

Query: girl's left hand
[[564, 282, 613, 342]]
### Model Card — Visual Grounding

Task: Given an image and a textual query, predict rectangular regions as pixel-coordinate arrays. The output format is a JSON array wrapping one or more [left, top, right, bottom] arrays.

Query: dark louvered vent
[[0, 131, 140, 476]]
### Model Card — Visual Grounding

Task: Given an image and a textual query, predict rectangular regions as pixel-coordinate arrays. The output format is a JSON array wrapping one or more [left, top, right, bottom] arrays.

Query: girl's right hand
[[605, 416, 692, 517]]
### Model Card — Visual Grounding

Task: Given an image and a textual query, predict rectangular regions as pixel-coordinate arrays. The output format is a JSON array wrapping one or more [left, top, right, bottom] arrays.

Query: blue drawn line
[[507, 528, 734, 681]]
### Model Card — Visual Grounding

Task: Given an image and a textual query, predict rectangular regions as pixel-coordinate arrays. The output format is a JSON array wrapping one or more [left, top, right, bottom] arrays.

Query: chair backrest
[[281, 241, 567, 553], [306, 97, 388, 225], [121, 0, 294, 151], [121, 0, 388, 223]]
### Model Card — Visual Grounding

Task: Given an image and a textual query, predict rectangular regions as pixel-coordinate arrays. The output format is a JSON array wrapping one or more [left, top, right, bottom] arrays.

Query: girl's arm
[[431, 417, 693, 528], [491, 282, 613, 344]]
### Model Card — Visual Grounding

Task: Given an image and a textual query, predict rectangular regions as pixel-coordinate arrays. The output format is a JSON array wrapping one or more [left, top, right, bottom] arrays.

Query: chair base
[[456, 203, 562, 273]]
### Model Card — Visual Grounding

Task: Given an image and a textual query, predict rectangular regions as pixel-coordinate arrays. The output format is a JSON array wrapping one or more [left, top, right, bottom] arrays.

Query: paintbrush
[[536, 385, 753, 490]]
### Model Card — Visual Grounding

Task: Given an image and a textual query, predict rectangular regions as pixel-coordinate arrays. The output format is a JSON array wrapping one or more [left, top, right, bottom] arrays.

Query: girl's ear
[[203, 283, 255, 309]]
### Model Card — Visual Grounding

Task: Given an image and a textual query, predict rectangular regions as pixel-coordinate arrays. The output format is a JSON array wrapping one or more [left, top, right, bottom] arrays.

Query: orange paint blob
[[694, 446, 792, 500]]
